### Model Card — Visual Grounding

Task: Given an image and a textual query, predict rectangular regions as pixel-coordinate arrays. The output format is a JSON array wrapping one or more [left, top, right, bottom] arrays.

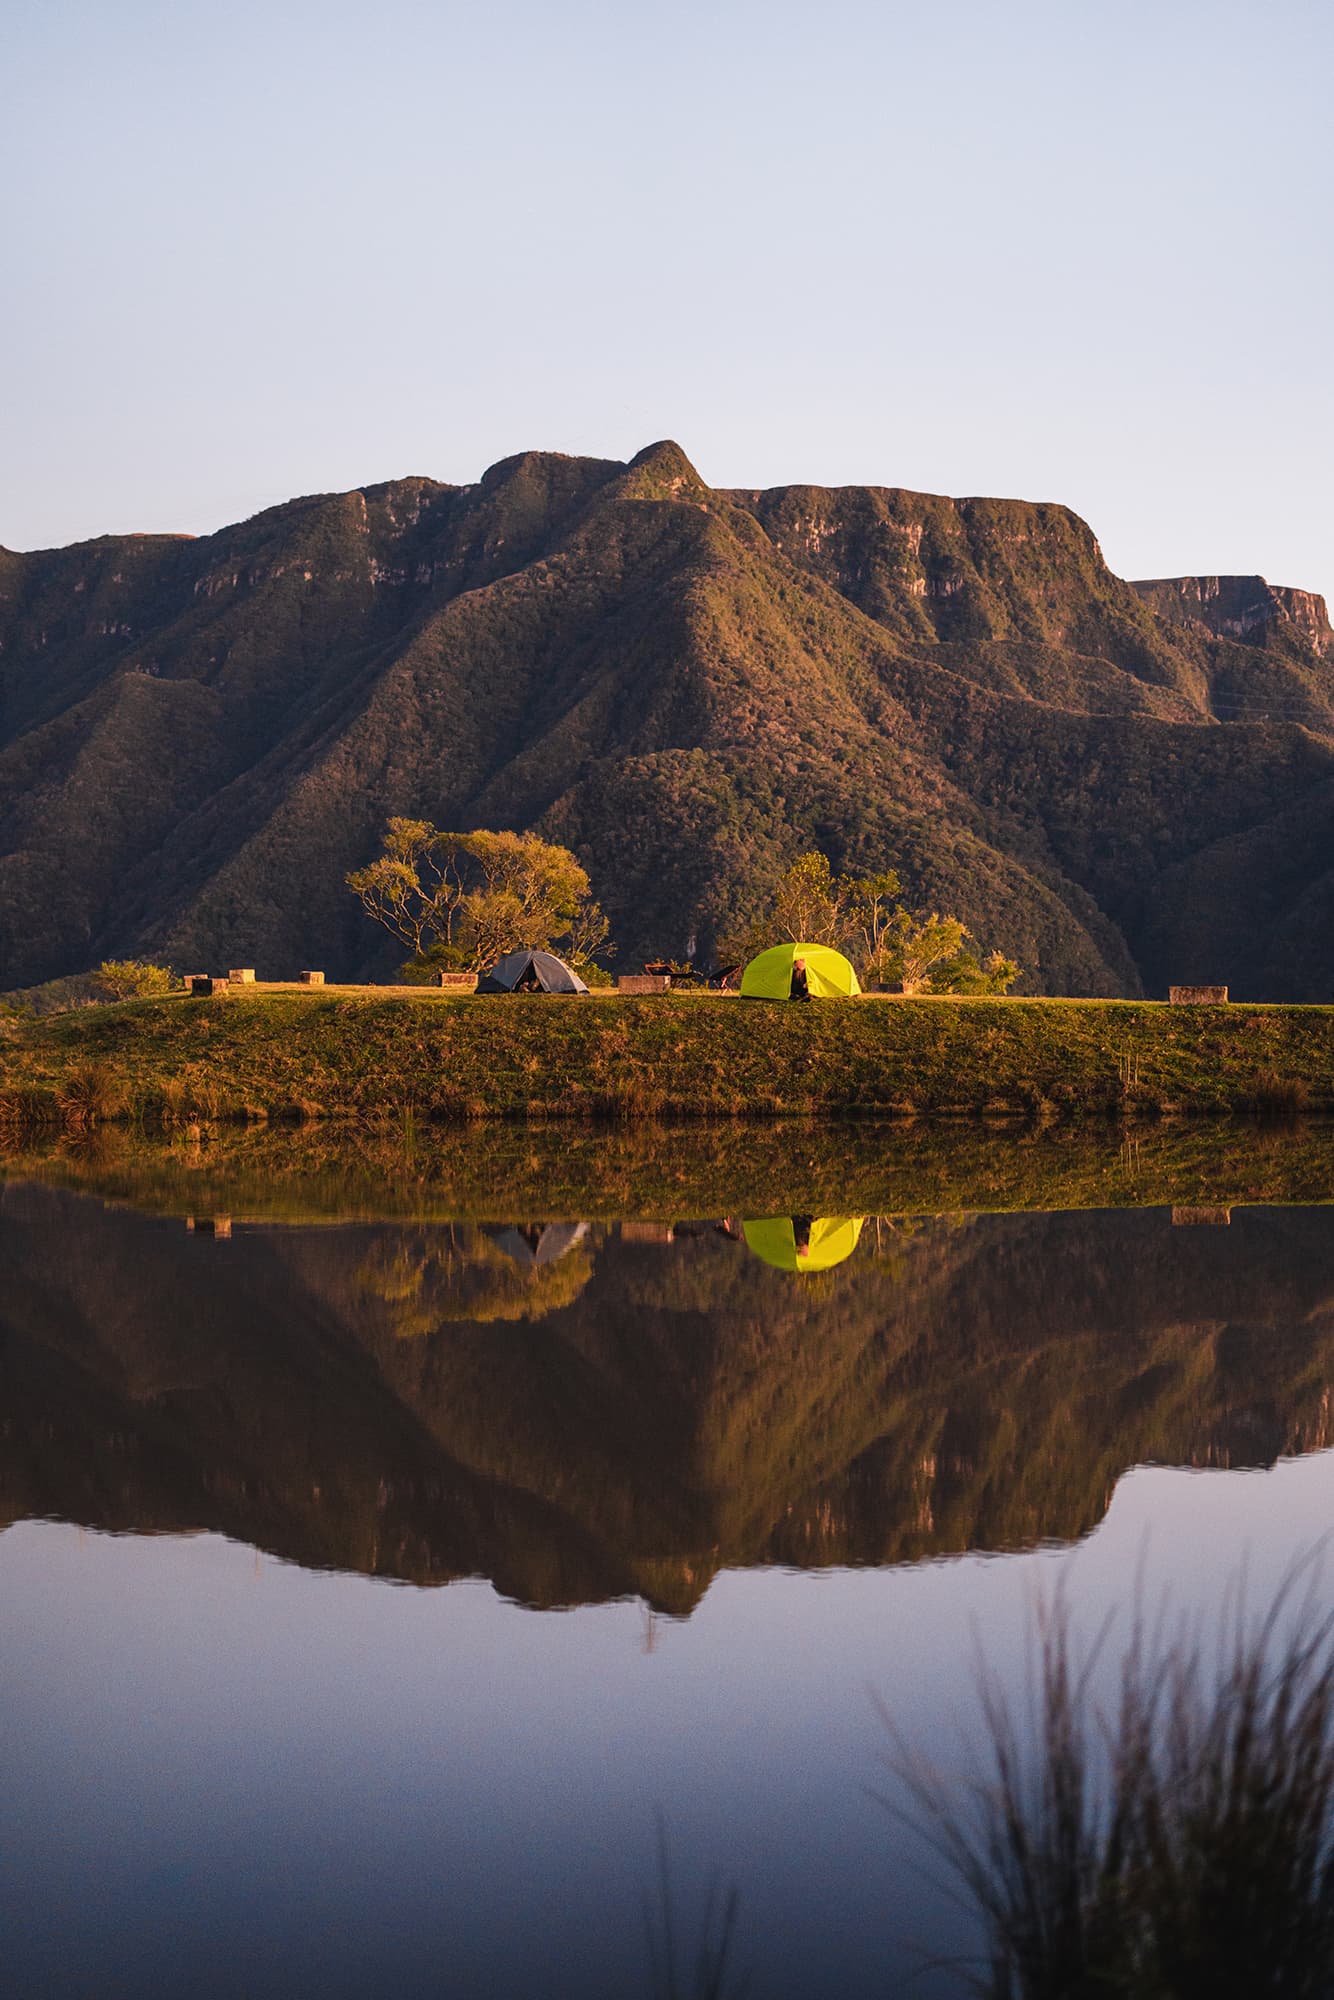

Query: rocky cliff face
[[2, 444, 1333, 998], [1131, 574, 1334, 657]]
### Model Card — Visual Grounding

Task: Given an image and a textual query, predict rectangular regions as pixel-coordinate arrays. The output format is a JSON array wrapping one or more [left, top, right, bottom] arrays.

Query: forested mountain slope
[[2, 441, 1331, 995]]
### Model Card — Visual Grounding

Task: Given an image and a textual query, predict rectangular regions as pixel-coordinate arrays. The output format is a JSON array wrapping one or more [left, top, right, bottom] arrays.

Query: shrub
[[93, 960, 176, 1002]]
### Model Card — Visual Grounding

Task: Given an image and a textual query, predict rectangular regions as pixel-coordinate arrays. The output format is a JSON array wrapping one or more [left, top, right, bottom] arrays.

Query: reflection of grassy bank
[[5, 1186, 1334, 1609], [4, 990, 1334, 1127], [4, 1116, 1334, 1222]]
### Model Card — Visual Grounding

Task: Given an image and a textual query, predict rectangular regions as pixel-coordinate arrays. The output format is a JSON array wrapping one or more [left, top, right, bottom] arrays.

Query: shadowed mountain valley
[[4, 445, 1334, 996], [3, 1177, 1332, 1614]]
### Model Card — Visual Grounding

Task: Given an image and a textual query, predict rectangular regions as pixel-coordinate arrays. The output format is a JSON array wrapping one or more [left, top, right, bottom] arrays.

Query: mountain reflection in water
[[3, 1181, 1332, 1614]]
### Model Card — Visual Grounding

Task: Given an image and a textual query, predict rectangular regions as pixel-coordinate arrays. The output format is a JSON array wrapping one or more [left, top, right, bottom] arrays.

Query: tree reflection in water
[[1, 1181, 1333, 1615]]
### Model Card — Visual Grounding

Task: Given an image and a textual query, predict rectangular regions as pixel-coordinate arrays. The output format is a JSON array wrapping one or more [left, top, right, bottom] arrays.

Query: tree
[[869, 915, 1020, 995], [721, 851, 847, 967], [93, 960, 175, 1001], [566, 897, 614, 981], [842, 871, 903, 971], [345, 819, 470, 960], [769, 851, 845, 945], [931, 948, 1021, 996], [867, 912, 968, 994], [348, 821, 613, 976]]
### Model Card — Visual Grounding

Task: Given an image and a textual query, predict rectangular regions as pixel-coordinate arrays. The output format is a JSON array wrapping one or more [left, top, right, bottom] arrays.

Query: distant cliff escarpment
[[1130, 574, 1334, 660], [2, 442, 1333, 997]]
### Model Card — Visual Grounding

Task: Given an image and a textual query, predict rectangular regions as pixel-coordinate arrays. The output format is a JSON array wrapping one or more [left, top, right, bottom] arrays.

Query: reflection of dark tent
[[742, 1216, 864, 1273], [493, 1222, 590, 1269], [478, 949, 588, 994]]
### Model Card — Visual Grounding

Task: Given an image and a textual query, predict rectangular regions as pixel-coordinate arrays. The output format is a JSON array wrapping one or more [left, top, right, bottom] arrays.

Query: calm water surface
[[2, 1157, 1333, 1997]]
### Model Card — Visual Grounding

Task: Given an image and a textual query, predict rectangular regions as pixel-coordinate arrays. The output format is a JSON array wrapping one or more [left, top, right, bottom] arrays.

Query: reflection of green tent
[[742, 1216, 865, 1272], [739, 943, 861, 999]]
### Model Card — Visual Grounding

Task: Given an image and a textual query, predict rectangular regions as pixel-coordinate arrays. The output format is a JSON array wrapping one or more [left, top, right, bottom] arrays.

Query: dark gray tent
[[477, 948, 589, 994]]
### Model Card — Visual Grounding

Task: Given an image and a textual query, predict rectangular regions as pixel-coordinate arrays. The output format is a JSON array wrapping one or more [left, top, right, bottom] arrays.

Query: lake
[[3, 1124, 1333, 1997]]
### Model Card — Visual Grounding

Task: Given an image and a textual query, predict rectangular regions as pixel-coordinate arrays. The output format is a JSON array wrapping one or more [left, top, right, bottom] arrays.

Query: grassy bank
[[5, 1117, 1334, 1224], [3, 988, 1334, 1131]]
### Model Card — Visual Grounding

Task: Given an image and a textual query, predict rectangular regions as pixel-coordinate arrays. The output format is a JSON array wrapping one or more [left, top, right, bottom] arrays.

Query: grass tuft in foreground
[[888, 1568, 1334, 1997]]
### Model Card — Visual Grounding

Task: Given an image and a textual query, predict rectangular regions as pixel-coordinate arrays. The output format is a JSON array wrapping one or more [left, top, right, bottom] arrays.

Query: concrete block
[[228, 968, 256, 984], [299, 970, 325, 985], [1172, 1206, 1232, 1226], [190, 976, 227, 996], [1169, 985, 1228, 1004], [434, 971, 479, 991], [618, 974, 671, 994]]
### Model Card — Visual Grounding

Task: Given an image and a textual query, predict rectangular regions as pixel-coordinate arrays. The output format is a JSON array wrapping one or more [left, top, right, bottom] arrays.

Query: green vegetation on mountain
[[3, 444, 1333, 998]]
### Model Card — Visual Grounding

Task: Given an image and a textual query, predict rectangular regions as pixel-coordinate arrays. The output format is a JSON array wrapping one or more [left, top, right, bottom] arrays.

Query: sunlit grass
[[3, 991, 1334, 1129]]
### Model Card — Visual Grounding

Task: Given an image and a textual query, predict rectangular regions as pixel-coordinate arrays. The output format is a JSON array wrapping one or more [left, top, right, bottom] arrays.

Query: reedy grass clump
[[0, 1081, 56, 1134], [1245, 1068, 1312, 1117], [889, 1567, 1334, 1998], [51, 1062, 129, 1130], [643, 1818, 746, 2000]]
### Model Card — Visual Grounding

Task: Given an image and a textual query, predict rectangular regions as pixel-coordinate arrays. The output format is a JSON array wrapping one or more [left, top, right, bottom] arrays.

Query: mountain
[[2, 1184, 1333, 1611], [2, 442, 1333, 996]]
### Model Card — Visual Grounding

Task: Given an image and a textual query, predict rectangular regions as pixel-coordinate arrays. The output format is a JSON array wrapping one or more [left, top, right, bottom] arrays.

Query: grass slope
[[4, 988, 1334, 1128]]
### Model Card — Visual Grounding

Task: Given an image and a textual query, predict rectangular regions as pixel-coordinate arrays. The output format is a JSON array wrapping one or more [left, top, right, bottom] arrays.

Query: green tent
[[739, 942, 862, 999], [742, 1216, 865, 1273]]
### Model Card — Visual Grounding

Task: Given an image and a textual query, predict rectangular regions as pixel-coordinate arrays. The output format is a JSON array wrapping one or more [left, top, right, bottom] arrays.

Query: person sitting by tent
[[738, 943, 861, 999]]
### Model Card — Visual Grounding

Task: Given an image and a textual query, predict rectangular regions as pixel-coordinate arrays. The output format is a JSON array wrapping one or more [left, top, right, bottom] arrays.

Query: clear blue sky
[[4, 0, 1331, 600]]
